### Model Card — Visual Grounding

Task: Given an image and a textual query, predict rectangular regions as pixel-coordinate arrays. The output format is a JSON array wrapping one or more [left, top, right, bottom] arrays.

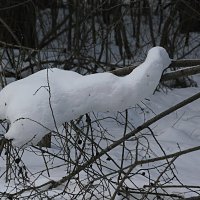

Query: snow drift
[[0, 46, 171, 146]]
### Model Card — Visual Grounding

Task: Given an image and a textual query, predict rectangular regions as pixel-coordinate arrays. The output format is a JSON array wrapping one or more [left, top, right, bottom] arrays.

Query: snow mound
[[0, 46, 171, 146]]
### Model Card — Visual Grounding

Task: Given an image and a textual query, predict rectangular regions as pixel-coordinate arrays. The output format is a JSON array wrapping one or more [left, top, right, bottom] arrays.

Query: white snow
[[0, 46, 171, 146], [1, 85, 200, 199]]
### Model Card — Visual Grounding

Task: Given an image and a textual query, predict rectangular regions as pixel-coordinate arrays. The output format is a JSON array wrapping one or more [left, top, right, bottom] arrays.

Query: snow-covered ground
[[0, 75, 200, 199], [0, 47, 200, 199]]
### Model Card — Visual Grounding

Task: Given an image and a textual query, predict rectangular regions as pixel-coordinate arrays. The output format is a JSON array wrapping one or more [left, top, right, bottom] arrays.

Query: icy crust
[[0, 47, 171, 146]]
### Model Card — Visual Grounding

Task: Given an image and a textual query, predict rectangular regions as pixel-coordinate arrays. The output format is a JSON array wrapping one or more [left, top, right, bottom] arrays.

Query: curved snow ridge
[[0, 46, 171, 147]]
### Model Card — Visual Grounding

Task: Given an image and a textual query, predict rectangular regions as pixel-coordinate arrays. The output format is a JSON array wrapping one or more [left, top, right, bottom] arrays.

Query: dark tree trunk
[[177, 0, 200, 33], [0, 1, 37, 48]]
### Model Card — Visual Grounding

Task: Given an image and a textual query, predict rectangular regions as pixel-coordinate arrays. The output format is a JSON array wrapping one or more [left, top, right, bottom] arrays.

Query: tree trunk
[[177, 0, 200, 33], [0, 1, 37, 48]]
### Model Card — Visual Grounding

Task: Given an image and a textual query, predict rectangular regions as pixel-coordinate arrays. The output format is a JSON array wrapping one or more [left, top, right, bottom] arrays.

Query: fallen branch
[[111, 60, 200, 77], [161, 65, 200, 81], [180, 196, 200, 200], [171, 59, 200, 68]]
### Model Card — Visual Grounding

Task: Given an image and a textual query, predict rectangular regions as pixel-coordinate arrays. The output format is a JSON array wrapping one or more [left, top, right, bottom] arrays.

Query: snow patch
[[0, 47, 171, 146]]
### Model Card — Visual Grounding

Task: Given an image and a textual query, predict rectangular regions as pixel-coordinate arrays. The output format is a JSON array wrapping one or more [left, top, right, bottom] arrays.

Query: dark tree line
[[0, 1, 200, 56]]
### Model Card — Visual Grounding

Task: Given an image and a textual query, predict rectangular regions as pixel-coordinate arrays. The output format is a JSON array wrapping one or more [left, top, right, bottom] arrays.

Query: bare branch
[[111, 59, 200, 77]]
